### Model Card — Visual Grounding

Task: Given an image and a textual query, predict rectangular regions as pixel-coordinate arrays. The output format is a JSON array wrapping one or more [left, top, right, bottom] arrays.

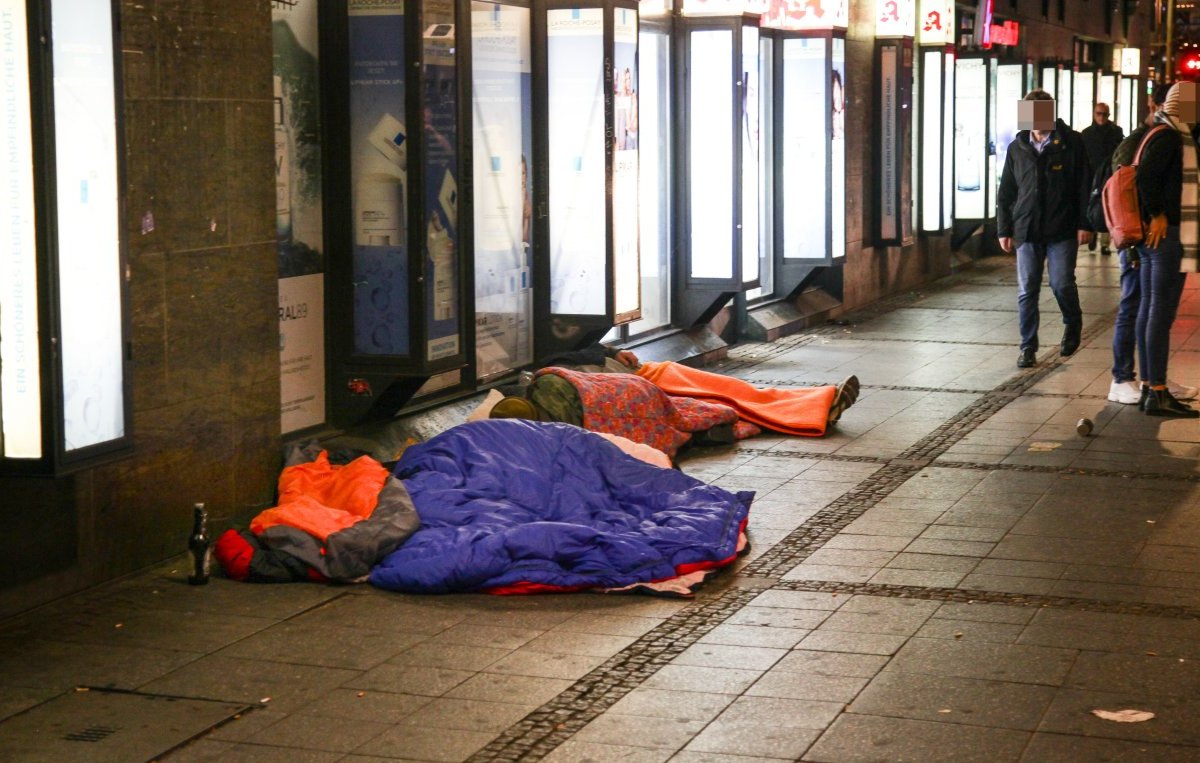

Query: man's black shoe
[[1143, 387, 1200, 418], [1017, 349, 1036, 368], [1060, 325, 1082, 357], [1100, 246, 1111, 256]]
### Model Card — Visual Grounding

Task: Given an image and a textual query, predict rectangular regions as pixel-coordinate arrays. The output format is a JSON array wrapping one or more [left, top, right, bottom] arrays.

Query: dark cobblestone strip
[[731, 378, 993, 395], [727, 448, 891, 466], [466, 587, 762, 763], [932, 457, 1200, 483], [775, 579, 1200, 620]]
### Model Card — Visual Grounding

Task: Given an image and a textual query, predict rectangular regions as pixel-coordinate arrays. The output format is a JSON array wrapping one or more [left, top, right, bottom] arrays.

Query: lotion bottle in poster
[[355, 113, 408, 250], [274, 75, 292, 247], [428, 213, 456, 321]]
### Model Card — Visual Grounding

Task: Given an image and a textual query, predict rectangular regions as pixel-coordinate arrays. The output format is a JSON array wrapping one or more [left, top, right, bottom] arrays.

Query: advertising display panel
[[954, 57, 986, 219], [1056, 67, 1072, 126], [919, 48, 943, 232], [942, 51, 952, 227], [1073, 70, 1094, 133], [688, 28, 735, 278], [987, 58, 996, 218], [547, 7, 607, 314], [52, 0, 125, 452], [780, 35, 828, 260], [0, 0, 41, 458], [613, 7, 641, 316], [421, 0, 461, 362], [876, 40, 912, 244], [627, 25, 670, 333], [347, 0, 410, 356], [1098, 73, 1115, 117], [1041, 65, 1056, 98], [1117, 76, 1137, 134], [472, 1, 534, 379], [274, 0, 326, 433], [831, 37, 845, 258]]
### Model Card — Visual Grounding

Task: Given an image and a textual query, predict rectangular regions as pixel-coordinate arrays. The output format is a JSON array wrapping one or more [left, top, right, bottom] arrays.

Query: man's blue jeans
[[1016, 239, 1082, 352], [1135, 228, 1187, 387], [1111, 249, 1140, 382]]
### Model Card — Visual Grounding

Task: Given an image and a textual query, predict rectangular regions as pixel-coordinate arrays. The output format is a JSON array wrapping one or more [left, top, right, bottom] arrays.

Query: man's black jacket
[[997, 118, 1093, 244], [1081, 121, 1124, 175]]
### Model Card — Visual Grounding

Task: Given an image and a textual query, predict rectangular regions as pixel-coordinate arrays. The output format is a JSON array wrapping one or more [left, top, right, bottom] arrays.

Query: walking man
[[1081, 102, 1124, 255], [997, 89, 1094, 369]]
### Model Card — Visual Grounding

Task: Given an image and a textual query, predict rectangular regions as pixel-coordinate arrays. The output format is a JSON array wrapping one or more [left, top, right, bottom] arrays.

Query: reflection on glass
[[741, 25, 760, 284], [920, 49, 943, 232], [1073, 71, 1094, 133], [613, 7, 640, 316], [831, 38, 845, 259], [628, 28, 671, 334], [0, 0, 42, 457], [689, 29, 733, 279], [547, 7, 606, 314], [781, 36, 827, 260], [54, 0, 124, 452], [472, 2, 533, 379], [349, 1, 409, 356], [954, 58, 985, 218]]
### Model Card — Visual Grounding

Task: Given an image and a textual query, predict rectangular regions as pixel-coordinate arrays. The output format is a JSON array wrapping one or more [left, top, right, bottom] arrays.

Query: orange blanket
[[636, 361, 835, 437]]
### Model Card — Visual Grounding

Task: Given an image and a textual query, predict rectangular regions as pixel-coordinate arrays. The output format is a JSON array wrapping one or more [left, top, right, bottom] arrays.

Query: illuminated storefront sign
[[1120, 47, 1141, 76], [917, 0, 953, 44], [761, 0, 848, 30], [876, 0, 915, 38]]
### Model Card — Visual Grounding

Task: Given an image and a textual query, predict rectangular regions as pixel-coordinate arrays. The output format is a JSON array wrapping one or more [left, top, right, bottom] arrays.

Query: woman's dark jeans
[[1135, 228, 1187, 387]]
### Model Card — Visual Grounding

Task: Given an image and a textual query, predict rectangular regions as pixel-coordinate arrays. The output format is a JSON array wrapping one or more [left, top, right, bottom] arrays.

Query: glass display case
[[673, 12, 762, 326], [323, 0, 467, 425], [1, 0, 132, 475], [917, 47, 953, 232], [954, 56, 988, 220], [1073, 70, 1095, 131], [994, 62, 1023, 215], [536, 1, 642, 352], [471, 1, 535, 381]]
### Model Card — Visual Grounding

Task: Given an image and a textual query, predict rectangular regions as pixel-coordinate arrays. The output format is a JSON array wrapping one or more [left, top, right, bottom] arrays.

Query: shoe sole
[[1107, 393, 1141, 404]]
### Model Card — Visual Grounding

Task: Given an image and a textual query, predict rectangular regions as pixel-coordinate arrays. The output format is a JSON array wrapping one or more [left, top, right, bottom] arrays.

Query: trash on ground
[[1028, 441, 1062, 452], [1091, 709, 1155, 723]]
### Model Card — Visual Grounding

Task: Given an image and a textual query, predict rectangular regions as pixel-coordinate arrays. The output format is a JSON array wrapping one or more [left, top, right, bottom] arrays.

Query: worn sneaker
[[1167, 380, 1199, 401], [828, 375, 860, 424], [1107, 380, 1142, 405]]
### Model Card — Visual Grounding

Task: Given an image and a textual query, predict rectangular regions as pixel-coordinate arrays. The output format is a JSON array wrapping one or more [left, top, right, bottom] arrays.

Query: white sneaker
[[1108, 380, 1142, 404], [1168, 380, 1199, 401]]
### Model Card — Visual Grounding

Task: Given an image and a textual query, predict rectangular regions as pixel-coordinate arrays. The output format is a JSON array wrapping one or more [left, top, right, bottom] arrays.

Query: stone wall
[[0, 0, 279, 618]]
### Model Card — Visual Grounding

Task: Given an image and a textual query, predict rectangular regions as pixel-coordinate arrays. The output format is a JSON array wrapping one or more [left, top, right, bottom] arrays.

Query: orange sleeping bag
[[250, 452, 389, 541], [636, 360, 835, 437]]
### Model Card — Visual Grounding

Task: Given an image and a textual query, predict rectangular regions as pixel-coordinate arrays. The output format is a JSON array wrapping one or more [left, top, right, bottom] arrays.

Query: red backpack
[[1102, 124, 1169, 249]]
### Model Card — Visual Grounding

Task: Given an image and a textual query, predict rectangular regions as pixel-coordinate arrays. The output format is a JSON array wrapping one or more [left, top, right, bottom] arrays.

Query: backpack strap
[[1132, 124, 1171, 167]]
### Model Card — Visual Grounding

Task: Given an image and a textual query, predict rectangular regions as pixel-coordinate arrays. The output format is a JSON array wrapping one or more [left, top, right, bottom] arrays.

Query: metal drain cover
[[0, 688, 251, 762]]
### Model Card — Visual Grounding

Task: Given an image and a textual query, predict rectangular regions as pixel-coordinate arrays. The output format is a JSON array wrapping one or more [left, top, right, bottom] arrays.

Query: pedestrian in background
[[1081, 102, 1123, 255], [997, 89, 1094, 369]]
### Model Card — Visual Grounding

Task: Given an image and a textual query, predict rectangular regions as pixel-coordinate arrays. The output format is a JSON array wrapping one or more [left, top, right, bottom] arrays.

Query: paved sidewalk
[[5, 253, 1200, 761]]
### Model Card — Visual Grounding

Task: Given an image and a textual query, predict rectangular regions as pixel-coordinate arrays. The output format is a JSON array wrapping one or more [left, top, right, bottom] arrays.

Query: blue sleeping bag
[[369, 419, 752, 594]]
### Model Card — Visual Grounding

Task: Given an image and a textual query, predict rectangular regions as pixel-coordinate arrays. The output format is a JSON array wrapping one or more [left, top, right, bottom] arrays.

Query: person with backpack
[[1081, 103, 1124, 255], [1127, 81, 1200, 417], [997, 89, 1094, 369], [1100, 83, 1199, 408]]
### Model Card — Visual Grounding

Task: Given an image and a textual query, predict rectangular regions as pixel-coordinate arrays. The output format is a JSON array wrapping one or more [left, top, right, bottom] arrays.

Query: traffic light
[[1180, 49, 1200, 80]]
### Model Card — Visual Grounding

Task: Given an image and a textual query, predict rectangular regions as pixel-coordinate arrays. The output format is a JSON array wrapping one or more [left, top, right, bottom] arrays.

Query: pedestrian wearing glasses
[[1081, 102, 1124, 255]]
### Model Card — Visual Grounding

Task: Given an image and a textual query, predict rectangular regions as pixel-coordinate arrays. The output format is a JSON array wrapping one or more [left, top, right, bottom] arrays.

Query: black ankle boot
[[1144, 387, 1200, 418], [1138, 385, 1150, 411], [1060, 324, 1082, 357]]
